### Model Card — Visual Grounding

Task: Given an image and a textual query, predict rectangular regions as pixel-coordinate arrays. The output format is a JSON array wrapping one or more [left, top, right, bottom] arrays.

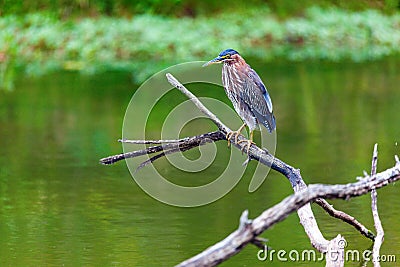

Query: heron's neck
[[223, 56, 249, 73], [225, 55, 247, 66]]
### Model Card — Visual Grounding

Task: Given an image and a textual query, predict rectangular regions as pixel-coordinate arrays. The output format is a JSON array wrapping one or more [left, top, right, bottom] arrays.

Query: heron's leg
[[226, 123, 246, 147], [237, 130, 256, 155]]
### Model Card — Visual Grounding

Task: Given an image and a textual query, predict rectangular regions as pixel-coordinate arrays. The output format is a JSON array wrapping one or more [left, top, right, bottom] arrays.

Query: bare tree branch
[[370, 144, 384, 267], [101, 136, 374, 242], [166, 75, 372, 250], [176, 164, 400, 267], [100, 131, 224, 165], [166, 73, 227, 132], [100, 73, 385, 266]]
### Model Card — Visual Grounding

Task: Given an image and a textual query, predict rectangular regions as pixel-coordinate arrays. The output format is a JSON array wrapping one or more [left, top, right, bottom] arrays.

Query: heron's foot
[[237, 139, 256, 155], [226, 130, 242, 147], [226, 124, 247, 147]]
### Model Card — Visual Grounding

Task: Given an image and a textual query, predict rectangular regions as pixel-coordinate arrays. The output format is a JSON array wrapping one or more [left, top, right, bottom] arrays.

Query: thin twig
[[371, 144, 384, 267], [119, 137, 195, 144], [371, 143, 378, 176], [99, 149, 153, 165], [314, 198, 375, 241]]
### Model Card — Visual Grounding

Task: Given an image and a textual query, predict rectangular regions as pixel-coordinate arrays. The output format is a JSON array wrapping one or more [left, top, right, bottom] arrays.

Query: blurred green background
[[1, 1, 400, 266], [1, 0, 400, 90]]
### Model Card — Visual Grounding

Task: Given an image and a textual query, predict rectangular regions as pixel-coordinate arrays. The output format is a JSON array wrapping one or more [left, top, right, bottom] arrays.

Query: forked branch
[[98, 73, 397, 266]]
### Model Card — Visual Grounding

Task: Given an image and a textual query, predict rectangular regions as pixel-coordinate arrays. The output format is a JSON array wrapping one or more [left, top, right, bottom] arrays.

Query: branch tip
[[373, 143, 378, 156], [239, 210, 251, 230]]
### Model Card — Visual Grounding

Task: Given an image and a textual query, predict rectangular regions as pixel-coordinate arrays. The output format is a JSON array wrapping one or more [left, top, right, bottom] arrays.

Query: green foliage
[[1, 0, 398, 17], [0, 6, 400, 89]]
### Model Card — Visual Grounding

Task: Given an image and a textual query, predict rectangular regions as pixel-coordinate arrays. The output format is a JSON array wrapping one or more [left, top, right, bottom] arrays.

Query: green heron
[[203, 48, 276, 153]]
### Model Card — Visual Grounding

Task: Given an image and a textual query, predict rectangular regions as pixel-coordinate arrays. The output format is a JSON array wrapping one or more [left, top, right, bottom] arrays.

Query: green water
[[1, 58, 399, 266]]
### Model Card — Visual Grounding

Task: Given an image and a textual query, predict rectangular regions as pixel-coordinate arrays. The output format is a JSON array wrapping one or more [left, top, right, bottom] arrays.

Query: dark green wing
[[241, 69, 276, 132]]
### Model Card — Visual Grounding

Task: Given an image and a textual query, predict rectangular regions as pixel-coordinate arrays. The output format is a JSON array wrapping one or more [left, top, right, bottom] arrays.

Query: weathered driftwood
[[176, 164, 400, 267], [370, 144, 384, 267], [100, 73, 399, 266]]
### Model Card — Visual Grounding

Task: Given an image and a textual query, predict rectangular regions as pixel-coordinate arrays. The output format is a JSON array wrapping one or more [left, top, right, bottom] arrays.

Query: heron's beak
[[202, 56, 223, 67]]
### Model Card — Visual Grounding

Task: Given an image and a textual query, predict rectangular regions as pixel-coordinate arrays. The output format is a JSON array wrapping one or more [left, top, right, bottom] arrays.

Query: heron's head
[[203, 49, 240, 67]]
